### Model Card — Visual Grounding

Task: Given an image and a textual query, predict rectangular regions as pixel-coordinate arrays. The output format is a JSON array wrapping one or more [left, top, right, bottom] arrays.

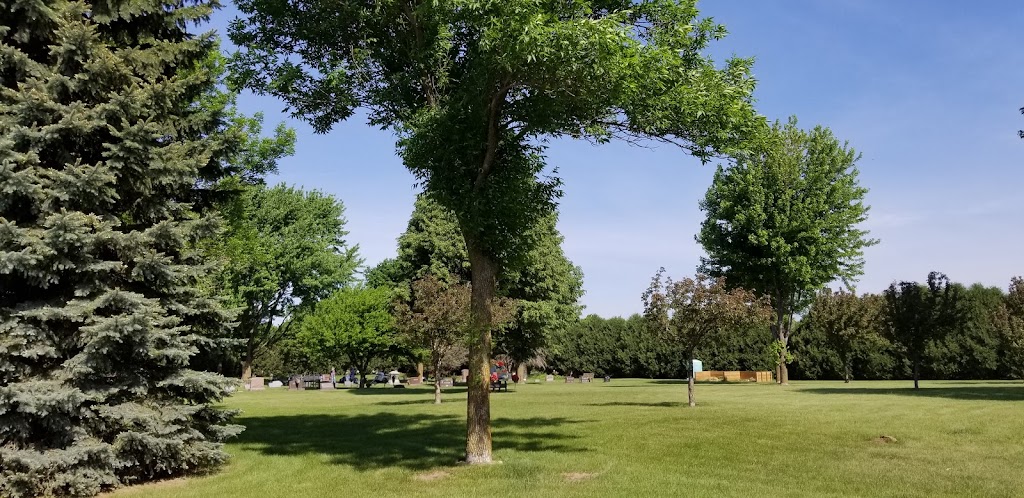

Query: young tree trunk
[[359, 361, 368, 389], [465, 237, 496, 464], [417, 362, 425, 381], [843, 355, 852, 383], [433, 360, 443, 404], [517, 363, 528, 384], [687, 352, 696, 407], [913, 357, 920, 389], [772, 300, 790, 385]]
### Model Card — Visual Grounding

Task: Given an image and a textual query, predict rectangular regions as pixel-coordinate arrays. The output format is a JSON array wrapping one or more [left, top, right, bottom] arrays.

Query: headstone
[[268, 380, 284, 388], [460, 369, 469, 383], [439, 377, 454, 388], [546, 374, 554, 382], [247, 376, 265, 390], [407, 377, 422, 385]]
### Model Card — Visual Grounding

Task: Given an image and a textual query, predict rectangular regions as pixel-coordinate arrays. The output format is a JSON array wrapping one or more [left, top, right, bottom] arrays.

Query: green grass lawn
[[111, 379, 1024, 497]]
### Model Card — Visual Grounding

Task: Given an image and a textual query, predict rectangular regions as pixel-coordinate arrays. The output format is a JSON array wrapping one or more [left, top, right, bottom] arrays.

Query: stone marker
[[247, 376, 265, 391], [546, 374, 554, 382]]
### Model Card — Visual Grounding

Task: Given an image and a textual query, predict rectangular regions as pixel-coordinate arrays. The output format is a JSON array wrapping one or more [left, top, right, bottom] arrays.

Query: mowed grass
[[112, 379, 1024, 497]]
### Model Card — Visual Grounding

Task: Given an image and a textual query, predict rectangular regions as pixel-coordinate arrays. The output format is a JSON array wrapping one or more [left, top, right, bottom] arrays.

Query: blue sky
[[207, 1, 1024, 318]]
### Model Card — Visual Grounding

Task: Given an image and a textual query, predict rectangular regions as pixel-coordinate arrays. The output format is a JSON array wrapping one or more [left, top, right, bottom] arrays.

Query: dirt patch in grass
[[413, 470, 451, 481], [562, 472, 597, 482], [871, 435, 898, 444]]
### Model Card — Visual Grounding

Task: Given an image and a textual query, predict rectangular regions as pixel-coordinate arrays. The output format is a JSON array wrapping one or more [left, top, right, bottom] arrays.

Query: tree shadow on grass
[[344, 386, 468, 396], [234, 413, 585, 471], [585, 401, 683, 408], [799, 385, 1024, 401]]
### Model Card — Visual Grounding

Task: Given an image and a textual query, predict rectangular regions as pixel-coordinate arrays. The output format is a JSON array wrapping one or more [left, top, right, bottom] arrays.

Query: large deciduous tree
[[0, 0, 244, 494], [216, 184, 361, 380], [296, 287, 401, 388], [229, 0, 759, 463], [882, 272, 960, 389], [802, 290, 883, 383], [642, 271, 770, 407], [698, 117, 877, 385]]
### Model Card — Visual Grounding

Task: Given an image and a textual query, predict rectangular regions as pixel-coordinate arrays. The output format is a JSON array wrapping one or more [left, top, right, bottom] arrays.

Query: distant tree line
[[547, 274, 1024, 385], [792, 275, 1024, 382], [545, 314, 775, 379]]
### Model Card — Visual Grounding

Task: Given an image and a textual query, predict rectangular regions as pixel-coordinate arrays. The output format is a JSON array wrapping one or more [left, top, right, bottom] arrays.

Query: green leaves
[[295, 286, 400, 381], [699, 117, 878, 318]]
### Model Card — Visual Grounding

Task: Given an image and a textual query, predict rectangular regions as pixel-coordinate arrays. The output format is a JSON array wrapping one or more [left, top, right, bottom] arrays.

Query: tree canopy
[[296, 287, 401, 388], [698, 117, 877, 384], [215, 184, 362, 380], [882, 272, 961, 389], [229, 0, 760, 463], [802, 290, 884, 383]]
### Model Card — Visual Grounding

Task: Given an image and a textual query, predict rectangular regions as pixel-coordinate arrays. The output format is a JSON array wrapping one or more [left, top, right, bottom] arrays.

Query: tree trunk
[[359, 361, 368, 389], [844, 356, 851, 383], [687, 352, 696, 407], [771, 300, 789, 385], [417, 362, 425, 382], [434, 360, 443, 404], [516, 363, 528, 384], [465, 237, 496, 464], [241, 338, 255, 381], [913, 357, 920, 389]]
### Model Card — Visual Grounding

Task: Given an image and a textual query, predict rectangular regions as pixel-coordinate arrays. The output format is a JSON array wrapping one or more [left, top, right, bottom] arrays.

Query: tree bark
[[241, 337, 255, 381], [433, 359, 443, 404], [687, 352, 696, 407], [417, 362, 425, 382], [359, 361, 368, 389], [913, 356, 920, 389], [465, 236, 496, 464], [516, 363, 528, 384]]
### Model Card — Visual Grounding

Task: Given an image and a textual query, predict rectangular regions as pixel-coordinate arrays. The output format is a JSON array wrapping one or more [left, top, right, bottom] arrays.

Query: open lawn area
[[111, 380, 1024, 497]]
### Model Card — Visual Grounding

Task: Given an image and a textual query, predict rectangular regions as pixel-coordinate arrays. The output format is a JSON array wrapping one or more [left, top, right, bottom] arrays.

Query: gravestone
[[247, 376, 265, 391], [459, 369, 469, 383], [439, 377, 454, 388], [407, 377, 422, 385], [546, 374, 554, 382]]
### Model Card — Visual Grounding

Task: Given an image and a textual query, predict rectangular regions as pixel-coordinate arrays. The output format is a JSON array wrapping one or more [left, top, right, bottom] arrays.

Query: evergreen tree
[[0, 0, 242, 495]]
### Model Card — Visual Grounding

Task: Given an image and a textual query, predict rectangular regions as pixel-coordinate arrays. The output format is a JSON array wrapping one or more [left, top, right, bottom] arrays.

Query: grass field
[[111, 379, 1024, 497]]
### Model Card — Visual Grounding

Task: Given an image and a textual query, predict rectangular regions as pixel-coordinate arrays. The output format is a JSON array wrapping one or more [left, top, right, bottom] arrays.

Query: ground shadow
[[585, 401, 683, 408], [800, 385, 1024, 401], [344, 386, 468, 396], [235, 413, 585, 471]]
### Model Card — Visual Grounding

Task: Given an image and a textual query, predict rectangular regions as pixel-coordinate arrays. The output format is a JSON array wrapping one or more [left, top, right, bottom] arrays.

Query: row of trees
[[794, 274, 1024, 385], [551, 273, 1024, 391]]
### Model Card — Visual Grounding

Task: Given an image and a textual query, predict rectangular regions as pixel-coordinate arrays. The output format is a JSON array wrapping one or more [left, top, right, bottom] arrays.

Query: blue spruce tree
[[0, 0, 243, 495]]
